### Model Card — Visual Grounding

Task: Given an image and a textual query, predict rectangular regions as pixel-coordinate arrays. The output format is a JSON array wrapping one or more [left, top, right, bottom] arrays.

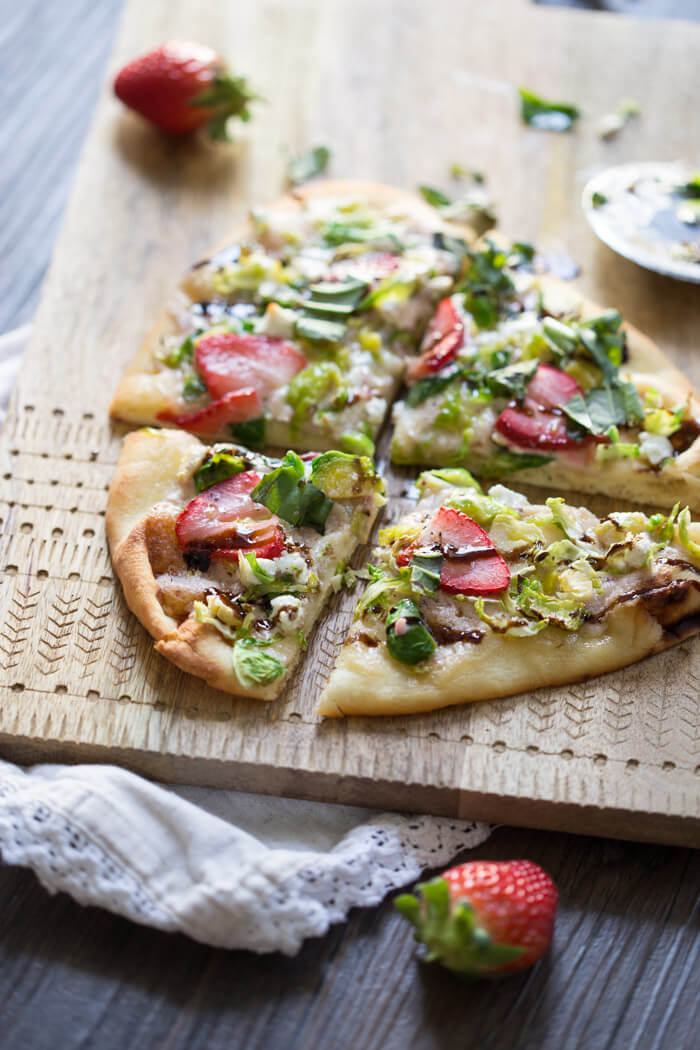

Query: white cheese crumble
[[639, 431, 674, 466]]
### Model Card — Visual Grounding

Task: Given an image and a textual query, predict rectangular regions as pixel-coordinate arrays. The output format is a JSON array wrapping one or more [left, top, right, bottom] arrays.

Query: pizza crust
[[318, 586, 700, 717]]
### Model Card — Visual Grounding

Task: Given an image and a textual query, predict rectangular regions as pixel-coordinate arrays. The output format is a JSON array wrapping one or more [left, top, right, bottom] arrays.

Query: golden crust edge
[[317, 592, 700, 717]]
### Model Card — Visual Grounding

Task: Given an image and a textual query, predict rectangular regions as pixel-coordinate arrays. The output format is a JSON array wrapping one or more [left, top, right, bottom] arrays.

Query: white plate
[[582, 162, 700, 284]]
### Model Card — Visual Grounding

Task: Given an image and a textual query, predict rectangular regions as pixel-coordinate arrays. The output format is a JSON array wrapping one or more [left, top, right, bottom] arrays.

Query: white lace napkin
[[0, 326, 490, 953]]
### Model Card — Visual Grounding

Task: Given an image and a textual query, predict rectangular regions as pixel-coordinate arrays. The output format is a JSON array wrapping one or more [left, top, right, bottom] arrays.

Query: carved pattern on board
[[0, 585, 40, 671], [602, 683, 635, 746], [109, 618, 139, 687], [563, 684, 597, 740], [642, 681, 674, 750], [76, 594, 113, 677], [526, 694, 557, 734], [37, 592, 80, 674]]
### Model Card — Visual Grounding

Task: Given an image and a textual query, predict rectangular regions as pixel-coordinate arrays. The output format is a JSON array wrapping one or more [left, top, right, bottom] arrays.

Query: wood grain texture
[[1, 0, 700, 844]]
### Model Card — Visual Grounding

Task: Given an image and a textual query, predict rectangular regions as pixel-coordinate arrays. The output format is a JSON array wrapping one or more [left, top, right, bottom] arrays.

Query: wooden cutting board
[[2, 0, 699, 846]]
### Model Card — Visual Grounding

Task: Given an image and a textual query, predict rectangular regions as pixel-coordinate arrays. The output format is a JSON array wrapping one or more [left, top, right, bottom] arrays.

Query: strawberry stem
[[394, 877, 524, 977], [190, 73, 260, 141]]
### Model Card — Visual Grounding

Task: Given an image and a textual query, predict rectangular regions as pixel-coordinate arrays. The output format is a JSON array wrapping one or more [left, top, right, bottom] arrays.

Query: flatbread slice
[[110, 180, 474, 454], [318, 467, 700, 717], [391, 238, 700, 509], [106, 428, 385, 699]]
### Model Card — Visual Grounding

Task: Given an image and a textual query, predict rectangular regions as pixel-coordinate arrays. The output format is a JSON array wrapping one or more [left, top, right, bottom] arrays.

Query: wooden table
[[0, 2, 698, 1048]]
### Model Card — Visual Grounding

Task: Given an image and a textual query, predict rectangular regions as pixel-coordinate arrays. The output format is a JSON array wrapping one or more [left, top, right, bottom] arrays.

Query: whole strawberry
[[114, 41, 257, 140], [395, 860, 557, 977]]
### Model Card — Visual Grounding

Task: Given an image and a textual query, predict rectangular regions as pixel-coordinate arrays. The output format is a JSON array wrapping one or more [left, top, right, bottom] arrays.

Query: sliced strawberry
[[195, 333, 308, 401], [210, 531, 286, 562], [427, 506, 494, 554], [408, 298, 464, 380], [158, 387, 261, 434], [494, 406, 574, 450], [175, 472, 281, 552], [524, 364, 582, 411], [494, 364, 586, 451], [440, 552, 511, 595], [329, 252, 399, 284], [396, 506, 510, 595]]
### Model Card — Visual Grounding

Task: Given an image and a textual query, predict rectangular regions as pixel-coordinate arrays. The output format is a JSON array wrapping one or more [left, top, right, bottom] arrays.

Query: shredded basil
[[406, 371, 462, 407], [410, 552, 444, 595], [252, 451, 333, 533], [182, 374, 207, 400], [485, 359, 539, 400], [295, 315, 346, 343], [230, 417, 265, 449], [193, 451, 246, 492], [432, 231, 471, 259], [164, 332, 199, 367], [563, 379, 644, 436], [518, 88, 580, 131], [478, 449, 553, 477], [418, 185, 452, 208], [675, 174, 700, 199], [287, 145, 330, 186]]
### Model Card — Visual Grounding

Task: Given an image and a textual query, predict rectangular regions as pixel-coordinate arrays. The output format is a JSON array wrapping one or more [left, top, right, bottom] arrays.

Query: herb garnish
[[252, 451, 333, 533], [230, 417, 265, 449], [193, 450, 246, 492], [287, 145, 330, 186], [518, 88, 580, 131]]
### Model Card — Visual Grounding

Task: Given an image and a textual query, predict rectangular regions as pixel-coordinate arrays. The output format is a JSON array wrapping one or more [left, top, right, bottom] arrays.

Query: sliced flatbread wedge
[[106, 428, 385, 699], [318, 467, 700, 717], [391, 238, 700, 509], [110, 180, 475, 454]]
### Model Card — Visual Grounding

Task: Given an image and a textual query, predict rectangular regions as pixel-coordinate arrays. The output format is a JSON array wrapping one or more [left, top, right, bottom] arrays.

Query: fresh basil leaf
[[296, 480, 334, 533], [458, 240, 517, 328], [478, 449, 553, 477], [165, 332, 200, 367], [486, 359, 539, 400], [230, 417, 265, 449], [562, 380, 645, 435], [418, 185, 452, 208], [577, 311, 625, 378], [406, 371, 462, 408], [308, 278, 368, 307], [463, 294, 497, 329], [296, 315, 346, 343], [518, 88, 580, 131], [302, 299, 356, 318], [542, 317, 579, 361], [410, 552, 444, 595], [560, 393, 591, 433], [232, 637, 284, 688], [287, 145, 330, 186], [193, 451, 246, 492], [252, 452, 333, 533], [432, 231, 471, 258], [321, 222, 378, 247], [385, 599, 436, 665], [675, 174, 700, 199], [182, 373, 208, 400], [509, 241, 536, 265]]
